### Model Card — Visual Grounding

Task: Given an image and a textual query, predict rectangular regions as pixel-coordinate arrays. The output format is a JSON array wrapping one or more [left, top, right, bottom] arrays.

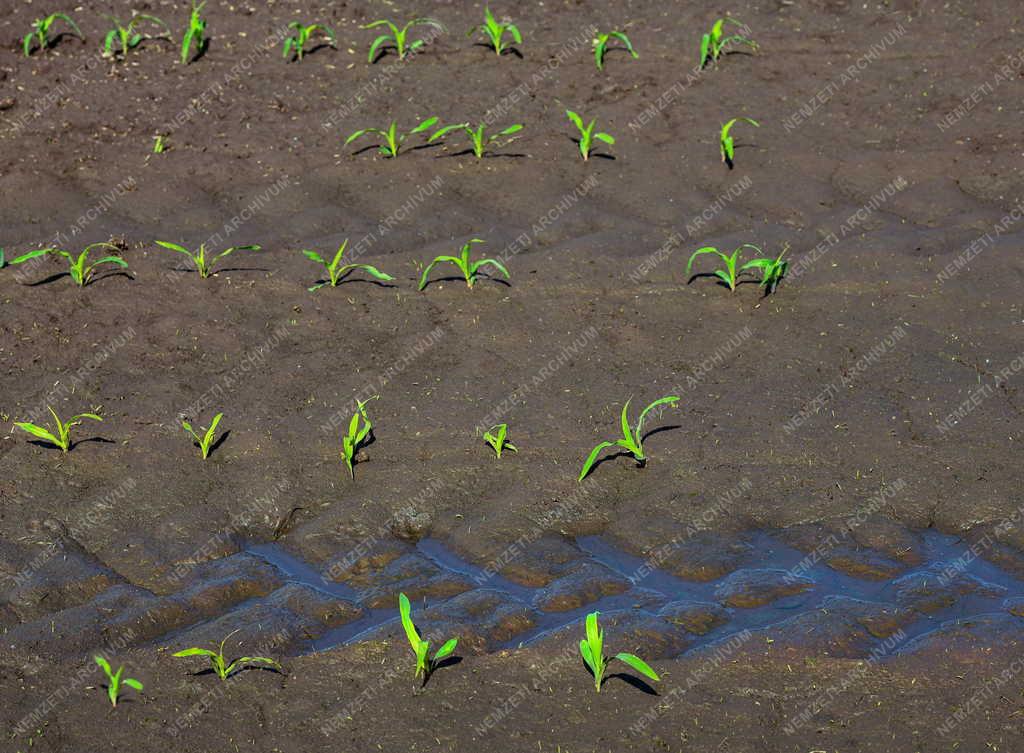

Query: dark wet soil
[[2, 0, 1024, 751]]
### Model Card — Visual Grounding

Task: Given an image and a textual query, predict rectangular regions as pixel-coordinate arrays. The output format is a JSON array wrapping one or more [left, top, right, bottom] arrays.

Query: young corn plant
[[428, 122, 523, 158], [742, 244, 788, 294], [172, 631, 281, 680], [152, 134, 167, 153], [0, 248, 6, 268], [578, 396, 679, 481], [302, 240, 393, 291], [593, 30, 638, 70], [700, 17, 757, 69], [102, 13, 171, 60], [399, 592, 458, 685], [579, 611, 660, 692], [341, 396, 377, 479], [154, 240, 260, 279], [94, 656, 143, 707], [283, 21, 336, 62], [182, 412, 223, 459], [345, 117, 438, 158], [418, 239, 509, 290], [566, 110, 615, 161], [14, 407, 102, 454], [467, 7, 521, 56], [8, 244, 128, 286], [180, 1, 207, 64], [483, 423, 517, 459], [720, 117, 759, 166], [686, 243, 767, 292], [363, 18, 444, 62], [23, 13, 84, 56]]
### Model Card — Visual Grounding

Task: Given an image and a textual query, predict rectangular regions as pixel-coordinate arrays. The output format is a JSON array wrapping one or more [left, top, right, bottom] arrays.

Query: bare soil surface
[[2, 0, 1024, 751]]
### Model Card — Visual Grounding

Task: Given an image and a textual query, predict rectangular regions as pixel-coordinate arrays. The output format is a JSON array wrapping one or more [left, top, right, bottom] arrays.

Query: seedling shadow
[[27, 436, 113, 452], [471, 42, 523, 59], [436, 149, 526, 160], [298, 42, 334, 59], [90, 270, 135, 285], [421, 655, 462, 687], [190, 664, 284, 679], [313, 277, 397, 289], [588, 449, 639, 475], [640, 424, 681, 445], [606, 672, 659, 696], [200, 429, 230, 458], [420, 274, 511, 289], [685, 272, 759, 290], [190, 38, 210, 64], [47, 33, 87, 50], [25, 272, 71, 287], [580, 660, 659, 696], [207, 266, 271, 276], [98, 682, 141, 705], [724, 142, 757, 171]]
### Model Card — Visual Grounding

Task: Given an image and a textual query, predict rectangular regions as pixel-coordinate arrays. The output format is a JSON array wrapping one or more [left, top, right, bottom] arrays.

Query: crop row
[[95, 603, 656, 708]]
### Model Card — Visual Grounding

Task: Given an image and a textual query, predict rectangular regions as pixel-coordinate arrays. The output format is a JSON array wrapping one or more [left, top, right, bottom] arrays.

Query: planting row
[[13, 395, 682, 483], [0, 238, 787, 292], [95, 600, 655, 709], [23, 6, 754, 71]]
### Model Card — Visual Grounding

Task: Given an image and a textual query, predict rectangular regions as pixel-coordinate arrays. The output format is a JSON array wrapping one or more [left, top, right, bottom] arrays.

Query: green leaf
[[429, 123, 468, 142], [367, 34, 392, 62], [686, 247, 721, 275], [508, 24, 522, 44], [94, 655, 112, 676], [172, 647, 217, 658], [585, 612, 602, 655], [398, 593, 421, 649], [302, 250, 326, 264], [409, 116, 439, 135], [433, 637, 458, 662], [70, 413, 103, 423], [578, 441, 615, 482], [636, 396, 679, 439], [89, 256, 128, 269], [345, 264, 394, 281], [714, 269, 734, 288], [593, 132, 615, 145], [9, 248, 53, 265], [214, 244, 260, 263], [14, 422, 60, 445], [471, 258, 510, 281], [579, 639, 595, 672], [154, 240, 193, 257], [610, 31, 636, 57], [565, 110, 584, 132], [614, 652, 660, 682], [122, 678, 143, 691], [497, 124, 523, 137]]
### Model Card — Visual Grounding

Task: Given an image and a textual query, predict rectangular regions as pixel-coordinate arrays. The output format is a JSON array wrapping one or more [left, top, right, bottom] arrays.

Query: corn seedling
[[8, 244, 128, 286], [302, 240, 393, 291], [102, 13, 171, 60], [686, 243, 769, 292], [15, 407, 102, 454], [283, 21, 336, 61], [341, 396, 377, 479], [363, 18, 444, 62], [154, 240, 260, 279], [578, 396, 678, 481], [467, 7, 521, 56], [429, 122, 523, 158], [180, 1, 207, 64], [700, 17, 757, 69], [345, 117, 438, 158], [0, 249, 5, 268], [740, 244, 788, 294], [566, 110, 614, 161], [182, 412, 223, 459], [482, 423, 517, 459], [720, 117, 759, 165], [579, 611, 659, 692], [23, 13, 84, 56], [153, 135, 166, 153], [399, 592, 458, 684], [173, 631, 281, 680], [93, 656, 143, 707], [593, 30, 637, 70], [419, 239, 509, 290]]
